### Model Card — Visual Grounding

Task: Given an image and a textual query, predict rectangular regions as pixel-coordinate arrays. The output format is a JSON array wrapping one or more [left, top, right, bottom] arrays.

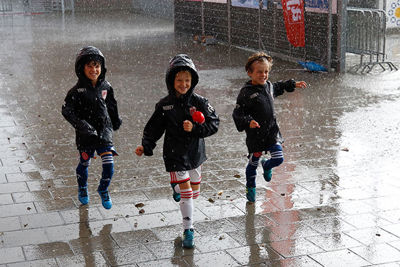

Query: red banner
[[281, 0, 305, 47]]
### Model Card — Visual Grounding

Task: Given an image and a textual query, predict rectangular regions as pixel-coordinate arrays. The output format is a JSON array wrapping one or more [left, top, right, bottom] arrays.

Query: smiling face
[[84, 60, 101, 86], [247, 60, 271, 86], [174, 70, 192, 97]]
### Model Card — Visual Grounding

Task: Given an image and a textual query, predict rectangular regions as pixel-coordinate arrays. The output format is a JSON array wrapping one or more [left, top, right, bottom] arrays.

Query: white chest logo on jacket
[[163, 105, 174, 111], [101, 90, 107, 100]]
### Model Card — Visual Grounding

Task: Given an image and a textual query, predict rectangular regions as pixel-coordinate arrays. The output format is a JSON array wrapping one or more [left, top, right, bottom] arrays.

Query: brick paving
[[1, 10, 400, 266]]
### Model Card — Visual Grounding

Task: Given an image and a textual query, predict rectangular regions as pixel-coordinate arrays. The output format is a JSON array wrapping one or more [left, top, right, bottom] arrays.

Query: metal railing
[[22, 0, 74, 13], [346, 7, 397, 73], [0, 0, 12, 12]]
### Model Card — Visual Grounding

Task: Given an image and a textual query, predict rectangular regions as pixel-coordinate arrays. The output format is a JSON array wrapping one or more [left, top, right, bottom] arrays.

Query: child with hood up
[[135, 54, 219, 248], [62, 46, 122, 210]]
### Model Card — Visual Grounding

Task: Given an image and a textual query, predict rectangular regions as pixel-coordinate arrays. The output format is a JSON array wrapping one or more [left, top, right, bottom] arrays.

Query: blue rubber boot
[[246, 187, 256, 202], [171, 183, 181, 202], [78, 187, 89, 205], [182, 229, 195, 248], [261, 158, 272, 182], [98, 190, 112, 209]]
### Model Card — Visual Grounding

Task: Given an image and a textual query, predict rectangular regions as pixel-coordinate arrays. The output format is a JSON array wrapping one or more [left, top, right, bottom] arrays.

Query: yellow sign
[[395, 6, 400, 17], [388, 0, 400, 27]]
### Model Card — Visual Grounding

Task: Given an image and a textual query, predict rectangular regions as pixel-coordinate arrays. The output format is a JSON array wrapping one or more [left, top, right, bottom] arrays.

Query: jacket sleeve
[[105, 85, 122, 131], [232, 92, 253, 132], [191, 98, 219, 138], [273, 79, 296, 97], [142, 103, 166, 156], [61, 90, 97, 136]]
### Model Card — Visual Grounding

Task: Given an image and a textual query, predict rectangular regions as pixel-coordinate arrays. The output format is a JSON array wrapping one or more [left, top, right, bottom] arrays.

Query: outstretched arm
[[273, 79, 307, 97]]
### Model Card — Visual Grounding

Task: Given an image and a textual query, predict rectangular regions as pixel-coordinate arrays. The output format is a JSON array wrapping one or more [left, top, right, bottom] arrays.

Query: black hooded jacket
[[232, 79, 296, 153], [141, 54, 219, 172], [62, 46, 122, 150]]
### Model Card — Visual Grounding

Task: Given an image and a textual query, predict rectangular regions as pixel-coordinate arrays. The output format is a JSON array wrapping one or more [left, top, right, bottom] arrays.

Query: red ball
[[192, 111, 205, 124]]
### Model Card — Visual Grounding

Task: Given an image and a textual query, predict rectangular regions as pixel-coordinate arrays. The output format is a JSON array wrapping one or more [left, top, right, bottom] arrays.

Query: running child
[[62, 46, 122, 209], [135, 54, 219, 248], [232, 52, 307, 202]]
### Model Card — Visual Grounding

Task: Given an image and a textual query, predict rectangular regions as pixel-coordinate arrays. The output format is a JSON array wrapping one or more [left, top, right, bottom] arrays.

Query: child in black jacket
[[62, 46, 122, 210], [135, 54, 219, 248], [232, 52, 307, 202]]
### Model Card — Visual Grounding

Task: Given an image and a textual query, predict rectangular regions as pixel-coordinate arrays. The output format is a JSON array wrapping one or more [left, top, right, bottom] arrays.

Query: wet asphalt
[[1, 10, 400, 267]]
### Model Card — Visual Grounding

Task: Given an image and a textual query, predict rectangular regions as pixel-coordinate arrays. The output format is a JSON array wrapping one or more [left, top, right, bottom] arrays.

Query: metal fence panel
[[23, 0, 73, 12], [346, 7, 397, 73], [0, 0, 12, 12]]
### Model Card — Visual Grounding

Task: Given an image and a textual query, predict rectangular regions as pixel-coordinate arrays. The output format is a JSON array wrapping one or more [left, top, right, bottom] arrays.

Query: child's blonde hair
[[245, 52, 273, 72]]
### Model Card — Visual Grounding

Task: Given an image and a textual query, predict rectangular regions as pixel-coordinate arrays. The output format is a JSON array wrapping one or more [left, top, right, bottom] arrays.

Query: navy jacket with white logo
[[232, 79, 296, 153], [62, 46, 122, 150], [141, 54, 219, 172]]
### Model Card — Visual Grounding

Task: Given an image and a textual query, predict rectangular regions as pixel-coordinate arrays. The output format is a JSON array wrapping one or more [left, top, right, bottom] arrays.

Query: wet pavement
[[1, 10, 400, 267]]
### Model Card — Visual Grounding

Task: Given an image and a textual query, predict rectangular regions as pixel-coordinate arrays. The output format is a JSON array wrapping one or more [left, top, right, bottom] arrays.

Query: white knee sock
[[180, 188, 193, 230]]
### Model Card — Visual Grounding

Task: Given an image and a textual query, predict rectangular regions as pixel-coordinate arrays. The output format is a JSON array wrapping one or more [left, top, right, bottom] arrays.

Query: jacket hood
[[75, 46, 107, 82], [165, 54, 199, 98]]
